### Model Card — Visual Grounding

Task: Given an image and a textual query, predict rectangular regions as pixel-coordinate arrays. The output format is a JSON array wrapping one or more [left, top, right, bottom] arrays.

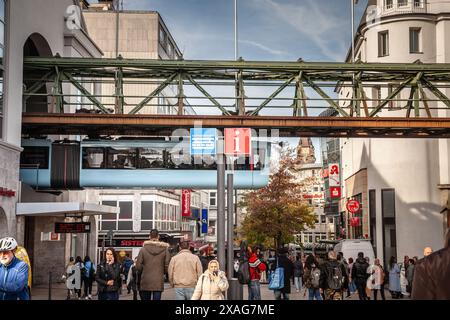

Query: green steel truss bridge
[[22, 57, 450, 137]]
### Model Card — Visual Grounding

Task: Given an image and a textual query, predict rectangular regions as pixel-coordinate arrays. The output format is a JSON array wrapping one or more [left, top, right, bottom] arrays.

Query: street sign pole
[[217, 131, 226, 269], [227, 173, 234, 278]]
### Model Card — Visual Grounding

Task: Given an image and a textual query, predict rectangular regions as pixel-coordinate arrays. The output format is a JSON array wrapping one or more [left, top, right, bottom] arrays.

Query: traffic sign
[[346, 199, 361, 213], [190, 128, 217, 155], [224, 128, 251, 155]]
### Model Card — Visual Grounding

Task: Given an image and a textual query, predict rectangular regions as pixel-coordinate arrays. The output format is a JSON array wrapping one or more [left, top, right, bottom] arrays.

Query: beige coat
[[168, 249, 203, 288], [191, 270, 229, 300], [136, 240, 171, 292]]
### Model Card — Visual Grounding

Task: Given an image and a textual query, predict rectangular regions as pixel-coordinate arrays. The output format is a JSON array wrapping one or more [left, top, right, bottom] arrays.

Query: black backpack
[[327, 263, 344, 290], [237, 260, 251, 285]]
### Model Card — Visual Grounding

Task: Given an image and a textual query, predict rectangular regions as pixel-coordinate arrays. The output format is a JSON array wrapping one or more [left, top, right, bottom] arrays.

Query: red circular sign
[[346, 200, 360, 213]]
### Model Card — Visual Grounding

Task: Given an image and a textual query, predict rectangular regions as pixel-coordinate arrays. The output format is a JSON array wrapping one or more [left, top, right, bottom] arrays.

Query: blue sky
[[90, 0, 369, 162]]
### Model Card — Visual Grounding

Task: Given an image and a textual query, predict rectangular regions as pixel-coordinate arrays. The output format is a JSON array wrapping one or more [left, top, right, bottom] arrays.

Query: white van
[[334, 240, 375, 263]]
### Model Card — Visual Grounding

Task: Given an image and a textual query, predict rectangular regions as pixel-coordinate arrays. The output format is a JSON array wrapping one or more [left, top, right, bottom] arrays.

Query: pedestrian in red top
[[247, 245, 266, 300]]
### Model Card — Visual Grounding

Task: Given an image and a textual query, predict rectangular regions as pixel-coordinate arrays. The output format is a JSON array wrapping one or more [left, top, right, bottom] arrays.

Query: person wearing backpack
[[270, 247, 294, 300], [83, 256, 95, 300], [247, 245, 266, 300], [351, 252, 370, 300], [303, 254, 322, 300], [320, 250, 348, 300]]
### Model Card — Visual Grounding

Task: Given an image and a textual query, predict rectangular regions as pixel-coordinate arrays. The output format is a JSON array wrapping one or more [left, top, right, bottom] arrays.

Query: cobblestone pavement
[[31, 282, 408, 301]]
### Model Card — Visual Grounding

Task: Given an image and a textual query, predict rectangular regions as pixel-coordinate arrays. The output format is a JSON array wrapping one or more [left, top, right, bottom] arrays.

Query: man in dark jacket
[[351, 251, 370, 300], [319, 250, 348, 300], [411, 228, 450, 300], [293, 255, 304, 293], [136, 229, 171, 300], [271, 247, 294, 300]]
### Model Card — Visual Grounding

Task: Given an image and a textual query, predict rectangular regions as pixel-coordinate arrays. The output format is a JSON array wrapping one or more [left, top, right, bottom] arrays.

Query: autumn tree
[[239, 148, 316, 249]]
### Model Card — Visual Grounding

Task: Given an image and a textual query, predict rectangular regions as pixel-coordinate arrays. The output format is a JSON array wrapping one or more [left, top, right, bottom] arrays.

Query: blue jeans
[[175, 288, 195, 300], [248, 280, 261, 300], [294, 277, 303, 291], [348, 281, 356, 293], [140, 291, 162, 300], [274, 290, 289, 300], [98, 291, 119, 300], [308, 288, 322, 300]]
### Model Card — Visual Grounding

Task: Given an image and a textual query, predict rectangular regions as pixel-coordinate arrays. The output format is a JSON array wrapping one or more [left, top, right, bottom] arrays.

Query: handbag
[[268, 258, 285, 290]]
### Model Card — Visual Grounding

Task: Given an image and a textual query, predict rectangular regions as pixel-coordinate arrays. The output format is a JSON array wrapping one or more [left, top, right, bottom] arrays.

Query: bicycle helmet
[[0, 237, 18, 252]]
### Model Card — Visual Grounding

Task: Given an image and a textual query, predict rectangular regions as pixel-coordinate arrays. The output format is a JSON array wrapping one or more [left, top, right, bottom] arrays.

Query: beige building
[[83, 1, 194, 115], [338, 0, 450, 264]]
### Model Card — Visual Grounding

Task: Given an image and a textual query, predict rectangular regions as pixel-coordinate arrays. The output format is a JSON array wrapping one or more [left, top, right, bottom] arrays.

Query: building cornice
[[0, 141, 23, 153]]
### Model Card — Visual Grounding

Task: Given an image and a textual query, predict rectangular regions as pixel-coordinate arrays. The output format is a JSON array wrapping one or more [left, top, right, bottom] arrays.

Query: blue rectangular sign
[[201, 209, 208, 234], [190, 128, 217, 155]]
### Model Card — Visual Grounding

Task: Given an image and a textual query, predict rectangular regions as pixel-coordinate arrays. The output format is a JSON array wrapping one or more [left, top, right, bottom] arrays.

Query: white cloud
[[251, 0, 348, 61]]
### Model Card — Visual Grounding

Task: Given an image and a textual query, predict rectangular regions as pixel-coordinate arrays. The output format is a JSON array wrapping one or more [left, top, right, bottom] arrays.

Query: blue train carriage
[[20, 138, 81, 189], [20, 138, 271, 189]]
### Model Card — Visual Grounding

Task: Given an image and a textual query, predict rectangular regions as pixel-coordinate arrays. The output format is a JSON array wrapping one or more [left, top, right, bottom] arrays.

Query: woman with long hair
[[95, 248, 122, 300], [83, 256, 95, 300], [74, 256, 84, 299]]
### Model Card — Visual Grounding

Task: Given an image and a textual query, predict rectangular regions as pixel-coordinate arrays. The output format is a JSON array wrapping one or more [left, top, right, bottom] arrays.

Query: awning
[[16, 202, 119, 217]]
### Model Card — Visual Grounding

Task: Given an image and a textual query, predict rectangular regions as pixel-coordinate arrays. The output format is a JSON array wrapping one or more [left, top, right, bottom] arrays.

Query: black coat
[[95, 262, 122, 293], [271, 255, 294, 294], [351, 258, 369, 283], [293, 260, 304, 278], [412, 246, 450, 300]]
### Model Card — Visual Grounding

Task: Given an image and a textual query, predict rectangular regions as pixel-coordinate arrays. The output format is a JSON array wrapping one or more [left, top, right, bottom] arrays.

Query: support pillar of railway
[[217, 132, 226, 270]]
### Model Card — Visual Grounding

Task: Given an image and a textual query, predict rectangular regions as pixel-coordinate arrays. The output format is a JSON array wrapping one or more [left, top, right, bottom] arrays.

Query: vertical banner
[[201, 209, 208, 234], [181, 189, 191, 217], [329, 163, 341, 199]]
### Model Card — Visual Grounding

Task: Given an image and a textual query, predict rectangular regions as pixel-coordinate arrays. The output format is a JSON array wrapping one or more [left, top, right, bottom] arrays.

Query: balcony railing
[[382, 1, 426, 15]]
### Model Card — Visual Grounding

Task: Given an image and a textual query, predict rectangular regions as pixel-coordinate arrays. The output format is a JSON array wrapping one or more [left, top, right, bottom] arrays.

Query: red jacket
[[248, 254, 266, 281]]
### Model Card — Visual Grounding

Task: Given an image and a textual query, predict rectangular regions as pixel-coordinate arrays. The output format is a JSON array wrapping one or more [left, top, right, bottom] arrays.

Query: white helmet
[[0, 237, 18, 252]]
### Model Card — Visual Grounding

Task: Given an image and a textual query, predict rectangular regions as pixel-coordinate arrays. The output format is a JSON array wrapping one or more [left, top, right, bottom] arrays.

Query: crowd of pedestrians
[[1, 227, 449, 300]]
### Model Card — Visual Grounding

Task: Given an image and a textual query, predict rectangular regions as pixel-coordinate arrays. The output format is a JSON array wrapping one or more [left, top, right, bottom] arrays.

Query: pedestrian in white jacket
[[191, 259, 229, 300]]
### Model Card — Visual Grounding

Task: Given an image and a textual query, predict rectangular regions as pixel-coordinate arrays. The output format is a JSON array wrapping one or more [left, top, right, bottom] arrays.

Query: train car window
[[138, 147, 164, 169], [82, 147, 104, 169], [106, 147, 137, 169], [20, 146, 49, 169]]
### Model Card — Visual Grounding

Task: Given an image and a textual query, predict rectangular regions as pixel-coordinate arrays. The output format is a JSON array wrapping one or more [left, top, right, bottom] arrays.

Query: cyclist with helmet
[[0, 237, 30, 300]]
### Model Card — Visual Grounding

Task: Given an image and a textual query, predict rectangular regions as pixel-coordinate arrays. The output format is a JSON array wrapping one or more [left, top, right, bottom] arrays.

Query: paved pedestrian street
[[31, 282, 408, 301]]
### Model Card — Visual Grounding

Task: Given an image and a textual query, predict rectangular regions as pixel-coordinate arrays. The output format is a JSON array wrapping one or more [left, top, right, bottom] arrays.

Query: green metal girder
[[129, 72, 178, 115], [64, 72, 110, 114], [177, 73, 185, 115], [24, 71, 54, 101], [303, 74, 349, 117], [421, 77, 450, 109], [53, 67, 64, 113], [23, 57, 450, 73], [115, 68, 124, 114], [369, 76, 416, 117], [250, 75, 296, 116], [417, 82, 432, 118], [186, 74, 231, 116]]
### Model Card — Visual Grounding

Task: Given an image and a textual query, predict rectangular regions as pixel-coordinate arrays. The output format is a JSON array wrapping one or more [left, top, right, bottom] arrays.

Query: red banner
[[181, 189, 191, 217]]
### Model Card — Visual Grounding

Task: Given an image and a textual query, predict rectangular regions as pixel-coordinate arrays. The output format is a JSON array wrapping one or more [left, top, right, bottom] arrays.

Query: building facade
[[338, 0, 450, 264]]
